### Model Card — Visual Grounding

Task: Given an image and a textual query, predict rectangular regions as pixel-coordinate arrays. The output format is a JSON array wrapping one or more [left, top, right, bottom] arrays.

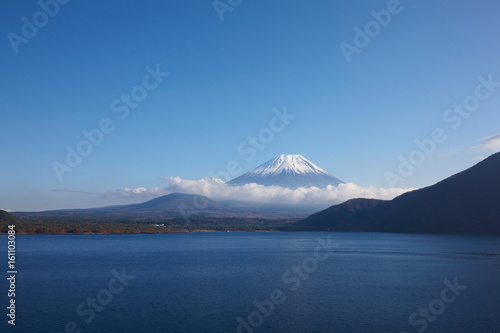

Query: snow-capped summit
[[228, 154, 344, 189], [247, 154, 328, 176]]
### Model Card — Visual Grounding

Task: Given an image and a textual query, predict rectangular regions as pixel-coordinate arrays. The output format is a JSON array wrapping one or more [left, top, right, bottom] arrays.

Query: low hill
[[15, 193, 229, 220], [13, 193, 310, 221], [0, 210, 21, 224]]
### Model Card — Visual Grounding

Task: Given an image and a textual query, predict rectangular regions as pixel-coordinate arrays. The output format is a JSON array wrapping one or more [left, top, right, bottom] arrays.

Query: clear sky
[[1, 0, 500, 211]]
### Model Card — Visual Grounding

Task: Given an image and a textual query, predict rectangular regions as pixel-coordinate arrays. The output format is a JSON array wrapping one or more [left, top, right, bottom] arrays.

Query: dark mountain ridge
[[301, 152, 500, 234]]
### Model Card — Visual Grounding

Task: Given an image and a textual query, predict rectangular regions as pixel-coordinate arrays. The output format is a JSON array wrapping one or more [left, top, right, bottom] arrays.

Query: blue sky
[[1, 0, 500, 211]]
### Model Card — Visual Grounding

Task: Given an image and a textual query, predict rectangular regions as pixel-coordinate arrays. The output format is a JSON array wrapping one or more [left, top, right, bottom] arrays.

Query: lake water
[[1, 232, 499, 333]]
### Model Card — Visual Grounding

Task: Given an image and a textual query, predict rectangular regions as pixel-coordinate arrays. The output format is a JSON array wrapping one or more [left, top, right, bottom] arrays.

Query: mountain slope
[[301, 152, 500, 234], [228, 154, 344, 189], [299, 198, 389, 230], [375, 152, 500, 233]]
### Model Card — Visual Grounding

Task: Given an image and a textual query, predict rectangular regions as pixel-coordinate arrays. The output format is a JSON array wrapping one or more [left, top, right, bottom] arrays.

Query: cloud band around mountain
[[106, 177, 412, 208]]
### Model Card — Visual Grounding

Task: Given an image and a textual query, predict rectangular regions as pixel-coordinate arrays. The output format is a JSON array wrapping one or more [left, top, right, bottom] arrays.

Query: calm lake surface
[[1, 232, 499, 333]]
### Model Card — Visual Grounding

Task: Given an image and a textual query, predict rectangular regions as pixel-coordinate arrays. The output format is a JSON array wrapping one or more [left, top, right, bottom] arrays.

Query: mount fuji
[[227, 154, 344, 189]]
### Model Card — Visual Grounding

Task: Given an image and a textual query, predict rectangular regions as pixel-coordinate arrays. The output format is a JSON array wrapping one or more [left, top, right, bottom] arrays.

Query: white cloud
[[126, 187, 148, 194], [1, 208, 12, 212], [106, 177, 412, 208], [106, 186, 167, 198], [473, 133, 500, 153]]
